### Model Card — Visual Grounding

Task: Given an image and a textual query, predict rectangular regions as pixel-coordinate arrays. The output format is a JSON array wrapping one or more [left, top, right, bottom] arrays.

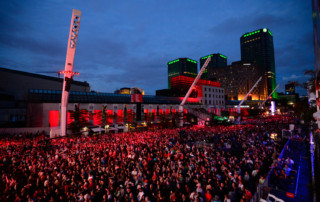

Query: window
[[209, 100, 211, 104], [205, 94, 207, 97], [205, 100, 207, 104]]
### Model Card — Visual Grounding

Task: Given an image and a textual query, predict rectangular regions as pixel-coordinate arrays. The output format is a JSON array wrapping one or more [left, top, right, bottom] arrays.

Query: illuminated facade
[[114, 88, 131, 94], [170, 75, 221, 89], [210, 61, 267, 101], [200, 53, 227, 80], [167, 58, 198, 89], [240, 28, 277, 98]]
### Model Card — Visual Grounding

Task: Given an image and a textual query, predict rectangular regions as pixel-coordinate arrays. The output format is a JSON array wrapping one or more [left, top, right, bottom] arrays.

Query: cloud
[[282, 74, 308, 81], [0, 0, 314, 96]]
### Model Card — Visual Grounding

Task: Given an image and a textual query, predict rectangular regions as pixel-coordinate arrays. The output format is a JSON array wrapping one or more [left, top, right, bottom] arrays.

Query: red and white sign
[[131, 94, 143, 103]]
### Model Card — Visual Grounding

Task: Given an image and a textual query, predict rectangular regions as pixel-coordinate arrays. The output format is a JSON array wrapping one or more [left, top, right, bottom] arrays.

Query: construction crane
[[237, 76, 262, 114], [60, 9, 82, 137], [178, 57, 211, 127], [260, 84, 280, 108]]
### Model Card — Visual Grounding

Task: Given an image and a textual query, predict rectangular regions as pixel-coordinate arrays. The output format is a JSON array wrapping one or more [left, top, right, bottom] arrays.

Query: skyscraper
[[167, 58, 197, 89], [240, 28, 277, 98], [211, 61, 267, 101], [200, 53, 227, 80]]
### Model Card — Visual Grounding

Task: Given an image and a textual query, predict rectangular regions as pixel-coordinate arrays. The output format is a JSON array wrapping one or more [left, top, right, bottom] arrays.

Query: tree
[[101, 105, 107, 126], [159, 114, 171, 129], [288, 69, 315, 92], [288, 70, 317, 122], [294, 97, 316, 123], [68, 104, 89, 134]]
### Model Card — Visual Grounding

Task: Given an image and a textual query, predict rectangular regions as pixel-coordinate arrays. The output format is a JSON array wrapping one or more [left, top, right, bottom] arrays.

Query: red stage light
[[49, 111, 59, 127]]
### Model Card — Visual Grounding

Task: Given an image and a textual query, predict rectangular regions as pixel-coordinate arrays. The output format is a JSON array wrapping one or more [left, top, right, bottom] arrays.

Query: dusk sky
[[0, 0, 314, 95]]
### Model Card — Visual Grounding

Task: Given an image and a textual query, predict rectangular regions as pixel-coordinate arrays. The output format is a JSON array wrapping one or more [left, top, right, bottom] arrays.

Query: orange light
[[59, 71, 80, 76]]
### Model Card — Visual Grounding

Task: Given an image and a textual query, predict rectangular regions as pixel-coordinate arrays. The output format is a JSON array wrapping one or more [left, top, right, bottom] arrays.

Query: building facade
[[198, 85, 225, 107], [210, 61, 267, 101], [200, 53, 227, 80], [240, 28, 277, 98], [0, 67, 90, 127], [167, 58, 197, 89], [1, 67, 225, 130]]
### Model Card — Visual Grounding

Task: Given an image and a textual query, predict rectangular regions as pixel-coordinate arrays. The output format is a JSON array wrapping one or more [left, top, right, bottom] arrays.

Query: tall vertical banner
[[61, 9, 81, 136]]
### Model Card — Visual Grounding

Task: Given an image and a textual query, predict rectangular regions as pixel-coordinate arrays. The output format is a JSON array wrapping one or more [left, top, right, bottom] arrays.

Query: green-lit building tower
[[167, 58, 197, 89], [240, 28, 277, 98], [200, 53, 227, 80]]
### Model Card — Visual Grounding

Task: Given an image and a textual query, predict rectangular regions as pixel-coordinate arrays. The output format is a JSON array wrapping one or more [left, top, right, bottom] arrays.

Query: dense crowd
[[0, 116, 294, 202]]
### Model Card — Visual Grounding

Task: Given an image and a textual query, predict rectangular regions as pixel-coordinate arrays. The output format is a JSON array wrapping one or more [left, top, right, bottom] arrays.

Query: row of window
[[203, 87, 224, 93], [204, 94, 224, 99]]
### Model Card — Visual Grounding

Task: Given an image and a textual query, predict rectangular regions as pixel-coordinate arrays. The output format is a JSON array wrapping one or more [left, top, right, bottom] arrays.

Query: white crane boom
[[180, 57, 211, 107], [60, 9, 81, 137], [178, 57, 211, 127], [237, 76, 262, 114], [260, 84, 280, 107]]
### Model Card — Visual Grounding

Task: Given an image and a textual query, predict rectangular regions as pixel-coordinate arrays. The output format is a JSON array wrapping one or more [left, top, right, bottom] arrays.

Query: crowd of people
[[0, 116, 294, 202]]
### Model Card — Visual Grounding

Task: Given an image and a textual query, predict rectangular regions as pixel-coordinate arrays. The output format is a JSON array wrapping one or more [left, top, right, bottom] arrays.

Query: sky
[[0, 0, 314, 95]]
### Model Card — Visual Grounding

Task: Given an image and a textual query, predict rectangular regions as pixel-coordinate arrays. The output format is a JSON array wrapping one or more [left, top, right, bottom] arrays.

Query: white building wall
[[199, 85, 225, 113]]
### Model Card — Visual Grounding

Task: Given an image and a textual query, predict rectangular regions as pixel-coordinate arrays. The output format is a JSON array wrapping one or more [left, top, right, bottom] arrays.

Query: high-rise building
[[167, 58, 197, 89], [210, 61, 267, 101], [240, 28, 277, 98], [200, 53, 227, 80]]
